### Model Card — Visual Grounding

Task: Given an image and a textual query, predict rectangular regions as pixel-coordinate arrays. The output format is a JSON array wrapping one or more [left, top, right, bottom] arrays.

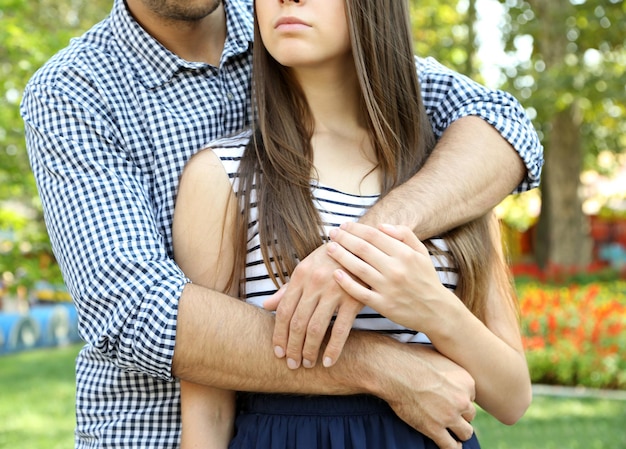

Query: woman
[[172, 0, 531, 447]]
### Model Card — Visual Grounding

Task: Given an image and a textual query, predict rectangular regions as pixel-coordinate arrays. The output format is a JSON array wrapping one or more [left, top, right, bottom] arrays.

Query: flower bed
[[518, 280, 626, 389]]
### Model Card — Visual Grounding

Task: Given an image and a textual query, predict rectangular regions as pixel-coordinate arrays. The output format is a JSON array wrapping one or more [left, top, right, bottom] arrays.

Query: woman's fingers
[[329, 223, 428, 268], [326, 240, 384, 287], [378, 223, 425, 252], [330, 268, 382, 310]]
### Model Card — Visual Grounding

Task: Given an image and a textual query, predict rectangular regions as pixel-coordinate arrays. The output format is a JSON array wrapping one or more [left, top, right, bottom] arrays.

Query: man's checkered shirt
[[20, 0, 543, 446]]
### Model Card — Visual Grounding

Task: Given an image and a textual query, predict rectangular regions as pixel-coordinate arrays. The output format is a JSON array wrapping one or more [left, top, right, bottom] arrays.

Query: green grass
[[1, 344, 625, 448], [474, 396, 626, 449], [0, 344, 80, 449]]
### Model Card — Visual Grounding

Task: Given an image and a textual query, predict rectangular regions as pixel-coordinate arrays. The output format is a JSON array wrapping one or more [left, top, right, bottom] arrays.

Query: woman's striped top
[[209, 130, 459, 344]]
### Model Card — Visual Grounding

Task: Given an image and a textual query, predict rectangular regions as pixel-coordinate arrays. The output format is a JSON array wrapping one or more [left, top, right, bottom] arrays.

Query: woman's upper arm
[[173, 148, 238, 292], [175, 149, 238, 448]]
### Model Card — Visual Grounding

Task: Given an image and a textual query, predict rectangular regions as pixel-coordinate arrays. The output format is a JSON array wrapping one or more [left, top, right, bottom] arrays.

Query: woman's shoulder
[[183, 128, 252, 188], [177, 147, 237, 215]]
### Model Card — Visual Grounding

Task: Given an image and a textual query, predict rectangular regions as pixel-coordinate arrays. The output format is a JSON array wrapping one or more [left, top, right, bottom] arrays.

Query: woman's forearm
[[325, 222, 531, 424], [420, 294, 531, 425]]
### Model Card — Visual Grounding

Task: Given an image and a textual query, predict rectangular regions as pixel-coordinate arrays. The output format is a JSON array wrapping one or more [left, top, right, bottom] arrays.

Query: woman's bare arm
[[326, 220, 532, 424], [174, 149, 239, 449]]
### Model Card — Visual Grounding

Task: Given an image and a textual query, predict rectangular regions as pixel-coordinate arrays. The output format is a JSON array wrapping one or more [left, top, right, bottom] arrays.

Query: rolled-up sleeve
[[417, 56, 544, 192], [22, 81, 186, 381]]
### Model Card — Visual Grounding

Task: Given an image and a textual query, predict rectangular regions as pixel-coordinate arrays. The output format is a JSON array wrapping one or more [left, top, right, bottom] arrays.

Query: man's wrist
[[328, 331, 413, 400]]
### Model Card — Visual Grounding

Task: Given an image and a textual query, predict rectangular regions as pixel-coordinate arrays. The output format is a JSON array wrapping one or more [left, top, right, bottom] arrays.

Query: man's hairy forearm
[[173, 283, 477, 446], [174, 283, 398, 396], [361, 116, 525, 239]]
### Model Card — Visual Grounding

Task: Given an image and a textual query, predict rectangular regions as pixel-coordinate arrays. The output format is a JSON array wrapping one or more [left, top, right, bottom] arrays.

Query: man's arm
[[174, 283, 476, 449], [269, 118, 529, 370], [417, 56, 543, 194], [22, 81, 185, 379], [270, 57, 544, 370], [362, 116, 525, 238]]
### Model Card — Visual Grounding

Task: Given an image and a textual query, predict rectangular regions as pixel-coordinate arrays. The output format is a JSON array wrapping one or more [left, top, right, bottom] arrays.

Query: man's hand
[[264, 244, 363, 369], [374, 342, 477, 449]]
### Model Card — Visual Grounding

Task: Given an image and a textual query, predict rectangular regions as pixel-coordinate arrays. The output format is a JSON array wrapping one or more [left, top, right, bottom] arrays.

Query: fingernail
[[287, 358, 299, 370], [302, 359, 313, 368], [329, 228, 337, 239], [327, 242, 337, 253], [274, 346, 285, 358], [323, 357, 333, 368], [381, 223, 396, 231]]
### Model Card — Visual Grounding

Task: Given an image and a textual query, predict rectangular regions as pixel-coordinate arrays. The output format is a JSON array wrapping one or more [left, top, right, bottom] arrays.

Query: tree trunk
[[534, 107, 592, 268], [530, 0, 593, 269]]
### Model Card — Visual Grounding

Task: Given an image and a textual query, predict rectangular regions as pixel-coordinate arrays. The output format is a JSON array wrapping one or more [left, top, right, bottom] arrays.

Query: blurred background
[[0, 0, 625, 448]]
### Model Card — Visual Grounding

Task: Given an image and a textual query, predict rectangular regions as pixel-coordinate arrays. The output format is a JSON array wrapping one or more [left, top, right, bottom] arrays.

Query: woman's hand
[[326, 222, 454, 333]]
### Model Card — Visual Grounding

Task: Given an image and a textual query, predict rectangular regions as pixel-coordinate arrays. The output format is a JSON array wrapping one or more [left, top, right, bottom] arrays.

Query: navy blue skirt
[[228, 393, 481, 449]]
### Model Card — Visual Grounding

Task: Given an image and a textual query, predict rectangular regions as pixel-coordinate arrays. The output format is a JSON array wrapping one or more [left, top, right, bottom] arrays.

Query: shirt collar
[[110, 0, 253, 89]]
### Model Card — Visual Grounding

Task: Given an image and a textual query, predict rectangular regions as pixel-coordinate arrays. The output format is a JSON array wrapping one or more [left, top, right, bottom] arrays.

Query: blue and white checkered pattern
[[20, 0, 543, 446]]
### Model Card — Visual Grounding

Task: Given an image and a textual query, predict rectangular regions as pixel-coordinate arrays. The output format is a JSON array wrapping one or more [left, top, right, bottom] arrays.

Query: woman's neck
[[293, 64, 364, 135], [292, 65, 380, 196]]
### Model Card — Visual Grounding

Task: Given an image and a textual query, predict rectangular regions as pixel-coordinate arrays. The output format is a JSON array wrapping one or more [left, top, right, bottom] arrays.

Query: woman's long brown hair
[[232, 0, 517, 322]]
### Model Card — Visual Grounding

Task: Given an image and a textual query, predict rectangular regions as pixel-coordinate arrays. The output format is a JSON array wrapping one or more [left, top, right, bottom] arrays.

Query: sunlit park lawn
[[1, 344, 625, 449], [0, 344, 80, 449]]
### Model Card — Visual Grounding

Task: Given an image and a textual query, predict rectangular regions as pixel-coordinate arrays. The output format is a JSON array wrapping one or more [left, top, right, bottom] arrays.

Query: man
[[20, 0, 542, 448]]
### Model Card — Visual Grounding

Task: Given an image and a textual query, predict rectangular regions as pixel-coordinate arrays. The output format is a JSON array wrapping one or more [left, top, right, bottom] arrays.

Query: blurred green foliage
[[499, 0, 626, 170], [0, 0, 110, 295]]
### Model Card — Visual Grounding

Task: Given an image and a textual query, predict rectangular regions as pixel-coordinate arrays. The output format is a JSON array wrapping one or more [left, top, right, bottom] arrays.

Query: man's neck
[[126, 0, 227, 65]]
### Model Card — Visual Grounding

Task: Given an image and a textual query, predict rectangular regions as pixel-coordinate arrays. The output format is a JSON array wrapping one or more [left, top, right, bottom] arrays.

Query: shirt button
[[226, 92, 234, 101]]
